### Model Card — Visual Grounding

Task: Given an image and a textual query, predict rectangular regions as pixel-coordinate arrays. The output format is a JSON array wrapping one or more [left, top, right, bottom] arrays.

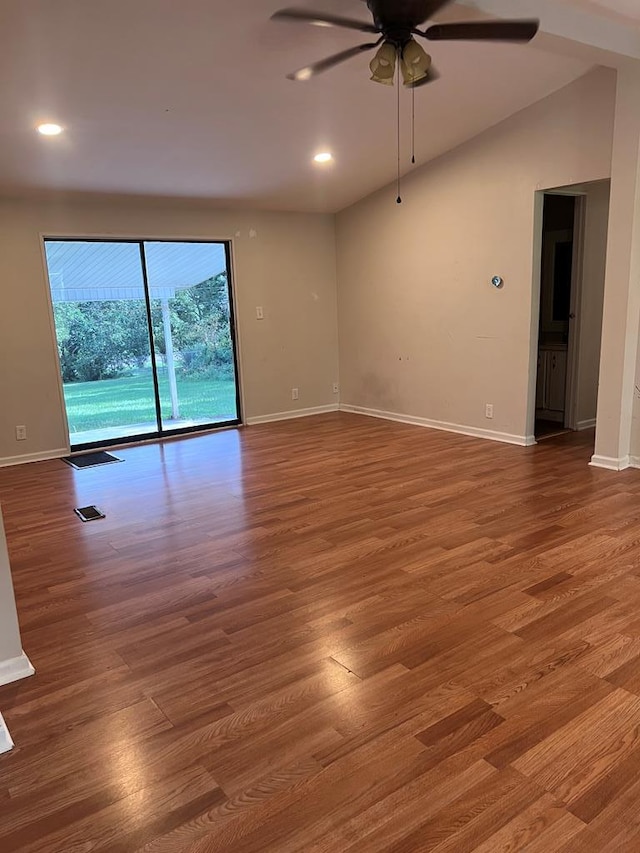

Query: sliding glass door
[[144, 242, 239, 432], [45, 239, 240, 449]]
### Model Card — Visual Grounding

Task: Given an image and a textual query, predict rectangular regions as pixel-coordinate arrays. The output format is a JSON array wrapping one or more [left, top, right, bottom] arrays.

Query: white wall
[[0, 198, 339, 464], [336, 68, 616, 443]]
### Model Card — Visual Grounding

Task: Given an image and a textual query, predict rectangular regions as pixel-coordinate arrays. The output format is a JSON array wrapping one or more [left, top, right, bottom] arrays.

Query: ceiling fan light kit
[[369, 42, 397, 85], [272, 1, 539, 200], [369, 40, 432, 87], [400, 40, 431, 86]]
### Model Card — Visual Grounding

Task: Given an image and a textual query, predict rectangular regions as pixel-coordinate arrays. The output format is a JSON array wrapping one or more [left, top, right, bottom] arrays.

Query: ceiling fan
[[272, 0, 539, 87]]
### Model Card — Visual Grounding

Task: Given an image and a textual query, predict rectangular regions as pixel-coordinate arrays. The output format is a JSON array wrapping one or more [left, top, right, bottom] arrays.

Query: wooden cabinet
[[536, 348, 567, 422], [547, 350, 567, 412]]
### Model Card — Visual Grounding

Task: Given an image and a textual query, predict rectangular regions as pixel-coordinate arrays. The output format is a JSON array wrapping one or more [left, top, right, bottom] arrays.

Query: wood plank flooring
[[0, 413, 639, 851]]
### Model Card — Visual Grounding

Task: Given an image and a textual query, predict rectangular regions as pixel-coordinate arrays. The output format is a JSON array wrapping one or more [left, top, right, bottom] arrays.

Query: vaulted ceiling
[[0, 0, 637, 212]]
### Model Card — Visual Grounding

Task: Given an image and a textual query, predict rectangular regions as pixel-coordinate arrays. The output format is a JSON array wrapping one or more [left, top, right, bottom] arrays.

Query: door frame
[[564, 196, 587, 430], [41, 236, 244, 452], [527, 189, 586, 441]]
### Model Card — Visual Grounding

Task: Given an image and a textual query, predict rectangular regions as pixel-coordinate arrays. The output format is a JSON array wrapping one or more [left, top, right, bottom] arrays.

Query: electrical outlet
[[15, 425, 27, 441], [485, 404, 494, 420], [292, 388, 299, 401], [332, 383, 339, 394], [256, 306, 264, 320]]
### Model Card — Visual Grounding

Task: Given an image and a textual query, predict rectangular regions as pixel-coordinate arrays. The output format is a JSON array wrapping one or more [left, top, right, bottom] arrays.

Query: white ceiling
[[570, 0, 640, 25], [0, 0, 635, 212]]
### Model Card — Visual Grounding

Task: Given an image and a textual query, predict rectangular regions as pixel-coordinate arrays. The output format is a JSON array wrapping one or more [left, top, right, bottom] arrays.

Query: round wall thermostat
[[491, 276, 504, 289]]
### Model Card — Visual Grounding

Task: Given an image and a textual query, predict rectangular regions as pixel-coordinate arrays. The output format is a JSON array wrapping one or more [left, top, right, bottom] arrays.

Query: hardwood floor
[[0, 413, 639, 851]]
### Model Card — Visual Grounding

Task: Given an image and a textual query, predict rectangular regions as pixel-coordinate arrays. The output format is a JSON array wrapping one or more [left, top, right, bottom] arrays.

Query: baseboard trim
[[629, 456, 640, 470], [577, 418, 597, 431], [590, 454, 631, 471], [0, 652, 35, 688], [246, 405, 339, 426], [0, 713, 13, 755], [0, 447, 68, 469], [339, 404, 532, 447]]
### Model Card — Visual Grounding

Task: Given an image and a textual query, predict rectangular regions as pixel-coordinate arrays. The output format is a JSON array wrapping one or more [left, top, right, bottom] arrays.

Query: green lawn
[[63, 368, 238, 434]]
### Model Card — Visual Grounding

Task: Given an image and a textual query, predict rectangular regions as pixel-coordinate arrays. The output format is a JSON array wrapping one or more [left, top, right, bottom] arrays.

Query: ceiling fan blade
[[286, 41, 381, 81], [423, 19, 539, 42], [272, 8, 379, 34], [406, 63, 441, 88]]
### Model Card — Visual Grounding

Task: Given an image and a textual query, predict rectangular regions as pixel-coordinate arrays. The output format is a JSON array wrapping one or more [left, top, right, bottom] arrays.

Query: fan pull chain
[[396, 51, 402, 205], [411, 84, 416, 165]]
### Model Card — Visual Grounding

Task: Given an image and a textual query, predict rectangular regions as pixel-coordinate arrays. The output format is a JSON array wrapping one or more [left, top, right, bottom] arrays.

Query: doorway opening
[[530, 181, 610, 446], [535, 194, 577, 439], [45, 239, 242, 450]]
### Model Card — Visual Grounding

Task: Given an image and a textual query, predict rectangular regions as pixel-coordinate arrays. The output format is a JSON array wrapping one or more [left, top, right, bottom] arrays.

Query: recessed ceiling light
[[314, 152, 333, 164], [37, 123, 63, 136]]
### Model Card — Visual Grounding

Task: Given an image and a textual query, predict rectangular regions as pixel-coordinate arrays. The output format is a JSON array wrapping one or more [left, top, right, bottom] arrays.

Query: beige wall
[[0, 198, 339, 464], [602, 69, 640, 467], [0, 69, 622, 463], [336, 68, 615, 442], [582, 69, 640, 469], [576, 181, 610, 427]]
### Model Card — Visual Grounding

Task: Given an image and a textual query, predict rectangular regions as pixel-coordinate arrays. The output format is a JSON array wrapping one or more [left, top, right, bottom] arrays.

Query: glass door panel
[[45, 240, 159, 448], [143, 242, 239, 432]]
